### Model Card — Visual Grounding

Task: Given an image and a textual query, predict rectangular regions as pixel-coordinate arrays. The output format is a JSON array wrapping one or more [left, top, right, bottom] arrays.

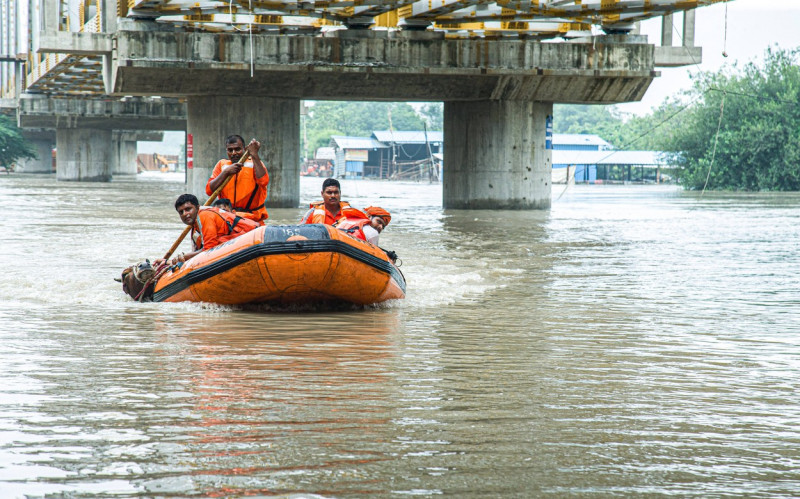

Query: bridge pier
[[112, 135, 139, 176], [18, 96, 186, 181], [444, 100, 552, 209], [56, 127, 113, 182], [187, 96, 300, 207], [16, 137, 54, 173]]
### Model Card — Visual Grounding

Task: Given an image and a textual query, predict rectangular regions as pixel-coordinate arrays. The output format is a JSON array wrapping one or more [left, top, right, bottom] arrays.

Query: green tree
[[0, 115, 35, 169], [554, 104, 631, 147], [668, 47, 800, 190], [304, 101, 426, 154], [419, 102, 443, 131]]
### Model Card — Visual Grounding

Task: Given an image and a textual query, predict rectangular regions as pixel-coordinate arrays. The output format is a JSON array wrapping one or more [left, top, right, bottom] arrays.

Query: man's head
[[212, 198, 233, 212], [364, 206, 391, 233], [321, 178, 341, 211], [225, 134, 245, 163], [174, 193, 200, 226]]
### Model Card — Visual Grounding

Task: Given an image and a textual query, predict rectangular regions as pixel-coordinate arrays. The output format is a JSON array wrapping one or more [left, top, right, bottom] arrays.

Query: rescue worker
[[161, 193, 260, 265], [205, 135, 270, 224], [211, 198, 233, 212], [300, 178, 367, 225], [336, 206, 391, 246]]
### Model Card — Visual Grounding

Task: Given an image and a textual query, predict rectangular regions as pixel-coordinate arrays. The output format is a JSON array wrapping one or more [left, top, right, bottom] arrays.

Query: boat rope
[[700, 91, 726, 196], [722, 1, 729, 58]]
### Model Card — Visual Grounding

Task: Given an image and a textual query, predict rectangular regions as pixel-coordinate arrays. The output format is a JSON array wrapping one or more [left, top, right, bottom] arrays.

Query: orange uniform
[[205, 159, 270, 223], [191, 207, 260, 252], [336, 218, 371, 241], [300, 201, 368, 225]]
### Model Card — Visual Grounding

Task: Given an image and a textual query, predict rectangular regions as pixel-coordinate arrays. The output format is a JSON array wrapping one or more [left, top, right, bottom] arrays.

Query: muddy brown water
[[1, 174, 799, 497]]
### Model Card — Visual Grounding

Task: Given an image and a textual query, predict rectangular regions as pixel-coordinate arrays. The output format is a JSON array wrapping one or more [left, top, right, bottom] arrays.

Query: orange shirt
[[191, 207, 260, 251], [205, 159, 269, 223]]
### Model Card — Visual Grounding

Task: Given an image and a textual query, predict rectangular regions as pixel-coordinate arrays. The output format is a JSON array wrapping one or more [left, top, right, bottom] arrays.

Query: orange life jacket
[[205, 159, 270, 223], [335, 218, 371, 241], [302, 201, 367, 225], [191, 207, 260, 251]]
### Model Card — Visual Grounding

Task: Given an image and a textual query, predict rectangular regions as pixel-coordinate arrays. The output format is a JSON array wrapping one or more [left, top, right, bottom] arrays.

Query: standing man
[[206, 135, 270, 224], [300, 178, 367, 225]]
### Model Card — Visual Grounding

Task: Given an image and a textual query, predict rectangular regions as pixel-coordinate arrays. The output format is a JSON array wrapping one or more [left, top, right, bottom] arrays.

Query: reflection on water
[[1, 175, 800, 497]]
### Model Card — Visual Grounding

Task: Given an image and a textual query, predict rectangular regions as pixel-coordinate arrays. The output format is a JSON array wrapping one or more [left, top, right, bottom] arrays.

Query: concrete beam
[[37, 32, 113, 55], [0, 98, 18, 110], [112, 31, 656, 104], [655, 46, 702, 67], [18, 96, 186, 131]]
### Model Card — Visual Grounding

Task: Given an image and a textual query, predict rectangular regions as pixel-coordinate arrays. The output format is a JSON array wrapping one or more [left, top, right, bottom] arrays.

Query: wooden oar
[[162, 149, 252, 260]]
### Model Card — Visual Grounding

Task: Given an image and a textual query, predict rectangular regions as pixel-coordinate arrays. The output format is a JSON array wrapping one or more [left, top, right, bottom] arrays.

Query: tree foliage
[[0, 115, 36, 169], [554, 47, 800, 191], [303, 101, 427, 155], [667, 47, 800, 191], [554, 104, 628, 147]]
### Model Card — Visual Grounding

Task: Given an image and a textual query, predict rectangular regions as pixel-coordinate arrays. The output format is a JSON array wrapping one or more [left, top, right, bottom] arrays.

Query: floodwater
[[1, 173, 800, 497]]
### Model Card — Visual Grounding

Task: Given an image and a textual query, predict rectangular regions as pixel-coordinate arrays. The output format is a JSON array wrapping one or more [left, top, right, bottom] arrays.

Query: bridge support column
[[443, 100, 552, 209], [112, 133, 139, 176], [56, 127, 113, 181], [16, 139, 54, 173], [187, 96, 300, 207]]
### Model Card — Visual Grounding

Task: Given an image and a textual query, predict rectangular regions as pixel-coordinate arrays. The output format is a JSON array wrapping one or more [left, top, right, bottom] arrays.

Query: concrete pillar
[[112, 138, 138, 176], [16, 139, 54, 173], [683, 10, 696, 48], [56, 127, 112, 181], [187, 96, 299, 207], [661, 14, 673, 47], [443, 100, 552, 210]]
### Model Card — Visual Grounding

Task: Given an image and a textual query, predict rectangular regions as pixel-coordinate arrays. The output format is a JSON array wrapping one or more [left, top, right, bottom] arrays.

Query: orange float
[[150, 224, 405, 305]]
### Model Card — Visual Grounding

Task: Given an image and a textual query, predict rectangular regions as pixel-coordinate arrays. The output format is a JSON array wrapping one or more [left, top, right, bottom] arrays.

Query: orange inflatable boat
[[150, 224, 405, 305]]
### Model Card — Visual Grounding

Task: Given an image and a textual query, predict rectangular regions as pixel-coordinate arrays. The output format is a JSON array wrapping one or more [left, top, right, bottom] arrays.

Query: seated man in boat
[[205, 135, 270, 224], [161, 194, 260, 265], [212, 198, 233, 212], [300, 178, 368, 225], [336, 206, 391, 246]]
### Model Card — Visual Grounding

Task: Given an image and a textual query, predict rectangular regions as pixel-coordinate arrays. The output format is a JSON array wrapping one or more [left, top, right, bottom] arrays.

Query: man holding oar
[[158, 194, 260, 266], [206, 135, 270, 224]]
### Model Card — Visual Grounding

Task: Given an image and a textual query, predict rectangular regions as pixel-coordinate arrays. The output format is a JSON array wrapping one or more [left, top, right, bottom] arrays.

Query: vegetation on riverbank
[[0, 115, 35, 170], [557, 47, 800, 191]]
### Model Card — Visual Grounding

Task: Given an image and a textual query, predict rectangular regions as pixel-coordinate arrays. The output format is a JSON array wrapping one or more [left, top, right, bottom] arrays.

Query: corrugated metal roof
[[553, 150, 672, 166], [372, 130, 444, 144], [553, 133, 612, 148], [329, 136, 386, 150], [314, 147, 336, 160]]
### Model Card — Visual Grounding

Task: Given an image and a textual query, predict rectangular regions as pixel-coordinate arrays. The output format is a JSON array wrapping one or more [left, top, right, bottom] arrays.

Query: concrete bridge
[[1, 0, 723, 209]]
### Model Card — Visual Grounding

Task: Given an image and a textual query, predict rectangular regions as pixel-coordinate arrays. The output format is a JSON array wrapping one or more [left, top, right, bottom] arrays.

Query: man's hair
[[212, 198, 232, 209], [225, 134, 245, 146], [322, 178, 340, 191], [175, 193, 199, 210]]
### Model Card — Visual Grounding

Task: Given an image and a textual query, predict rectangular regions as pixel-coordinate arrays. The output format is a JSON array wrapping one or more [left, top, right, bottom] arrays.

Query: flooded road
[[1, 174, 799, 497]]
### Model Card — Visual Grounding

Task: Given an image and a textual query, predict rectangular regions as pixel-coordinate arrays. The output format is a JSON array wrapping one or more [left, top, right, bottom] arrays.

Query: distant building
[[329, 136, 386, 178], [326, 131, 670, 184], [329, 130, 443, 179], [552, 150, 673, 184], [553, 134, 613, 151]]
